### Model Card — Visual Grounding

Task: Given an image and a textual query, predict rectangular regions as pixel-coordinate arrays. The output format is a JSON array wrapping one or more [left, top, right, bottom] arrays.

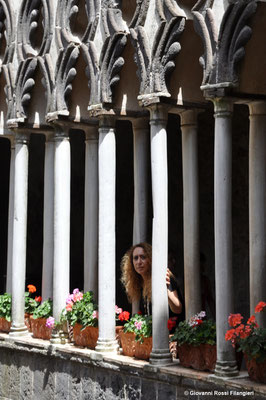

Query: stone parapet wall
[[0, 335, 265, 400]]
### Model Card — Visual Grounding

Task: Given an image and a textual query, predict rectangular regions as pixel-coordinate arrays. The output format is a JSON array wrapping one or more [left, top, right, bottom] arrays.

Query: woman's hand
[[166, 268, 171, 287]]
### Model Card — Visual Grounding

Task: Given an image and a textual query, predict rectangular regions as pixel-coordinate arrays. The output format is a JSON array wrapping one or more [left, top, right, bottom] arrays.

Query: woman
[[120, 242, 183, 317]]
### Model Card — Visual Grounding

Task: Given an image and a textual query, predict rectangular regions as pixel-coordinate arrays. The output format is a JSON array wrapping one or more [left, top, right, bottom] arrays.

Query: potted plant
[[0, 293, 12, 332], [25, 284, 42, 331], [64, 289, 98, 349], [31, 299, 53, 340], [121, 314, 152, 360], [171, 311, 217, 371], [225, 301, 266, 383], [115, 305, 130, 344]]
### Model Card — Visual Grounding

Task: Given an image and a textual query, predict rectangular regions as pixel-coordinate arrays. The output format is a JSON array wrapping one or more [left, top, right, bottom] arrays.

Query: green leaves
[[124, 314, 152, 343], [25, 292, 39, 314], [0, 293, 12, 321], [238, 328, 266, 363], [171, 319, 216, 346], [32, 299, 53, 319], [65, 291, 98, 328]]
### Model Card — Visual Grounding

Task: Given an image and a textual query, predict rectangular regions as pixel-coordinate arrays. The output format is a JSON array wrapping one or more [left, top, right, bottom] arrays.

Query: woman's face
[[132, 247, 151, 278]]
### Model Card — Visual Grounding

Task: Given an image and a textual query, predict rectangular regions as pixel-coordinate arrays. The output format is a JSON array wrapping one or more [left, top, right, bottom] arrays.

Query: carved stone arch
[[54, 44, 80, 113], [0, 0, 15, 65], [99, 32, 127, 104], [15, 56, 54, 120], [80, 41, 99, 106], [55, 0, 100, 50], [17, 0, 53, 62]]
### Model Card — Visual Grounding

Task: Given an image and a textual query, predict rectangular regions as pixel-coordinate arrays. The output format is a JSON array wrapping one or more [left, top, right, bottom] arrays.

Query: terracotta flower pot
[[0, 317, 11, 333], [31, 317, 52, 340], [119, 331, 136, 357], [177, 343, 216, 372], [244, 354, 266, 384], [24, 313, 32, 332], [135, 336, 152, 360], [73, 323, 98, 349]]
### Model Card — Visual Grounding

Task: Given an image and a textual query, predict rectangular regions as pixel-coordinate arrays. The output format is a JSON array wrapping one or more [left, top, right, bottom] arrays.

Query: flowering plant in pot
[[225, 301, 266, 383], [64, 289, 98, 348], [0, 293, 12, 332], [31, 299, 53, 340], [171, 311, 217, 371], [121, 314, 152, 359], [25, 284, 42, 331]]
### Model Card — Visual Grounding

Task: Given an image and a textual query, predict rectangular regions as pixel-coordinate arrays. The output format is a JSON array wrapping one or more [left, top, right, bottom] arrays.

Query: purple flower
[[46, 317, 55, 329]]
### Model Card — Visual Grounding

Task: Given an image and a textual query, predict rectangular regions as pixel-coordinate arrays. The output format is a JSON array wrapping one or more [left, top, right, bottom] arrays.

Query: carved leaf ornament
[[192, 0, 257, 88], [0, 0, 14, 66]]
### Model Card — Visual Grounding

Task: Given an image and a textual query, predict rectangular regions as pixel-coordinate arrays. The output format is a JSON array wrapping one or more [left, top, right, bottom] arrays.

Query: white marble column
[[96, 115, 118, 353], [84, 125, 99, 300], [180, 110, 201, 320], [213, 99, 238, 377], [41, 133, 54, 301], [9, 133, 30, 337], [132, 118, 149, 244], [149, 104, 172, 366], [6, 136, 15, 294], [248, 102, 266, 327], [52, 127, 70, 341]]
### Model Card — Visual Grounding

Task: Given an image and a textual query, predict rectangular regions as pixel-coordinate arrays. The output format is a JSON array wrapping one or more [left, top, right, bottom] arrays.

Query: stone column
[[180, 110, 201, 320], [5, 136, 15, 293], [96, 115, 118, 353], [213, 99, 238, 377], [149, 104, 172, 366], [52, 127, 70, 340], [132, 118, 149, 244], [132, 118, 150, 315], [84, 125, 99, 300], [41, 133, 54, 301], [9, 133, 30, 337], [248, 102, 266, 327]]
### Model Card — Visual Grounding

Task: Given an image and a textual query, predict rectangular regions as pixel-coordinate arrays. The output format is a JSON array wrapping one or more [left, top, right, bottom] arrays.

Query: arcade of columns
[[0, 0, 265, 379]]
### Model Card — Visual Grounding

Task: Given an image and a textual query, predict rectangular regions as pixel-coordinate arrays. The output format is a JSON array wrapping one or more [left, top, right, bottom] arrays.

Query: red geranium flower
[[167, 318, 177, 331], [228, 313, 243, 327], [35, 296, 42, 303], [27, 284, 36, 293], [137, 311, 142, 315], [247, 315, 258, 327], [118, 311, 130, 321], [255, 301, 266, 313]]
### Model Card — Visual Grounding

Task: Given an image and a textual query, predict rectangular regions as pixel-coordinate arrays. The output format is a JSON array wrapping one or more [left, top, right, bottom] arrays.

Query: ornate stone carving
[[17, 0, 53, 61], [100, 32, 127, 104], [0, 0, 15, 65], [54, 45, 79, 113], [131, 0, 185, 96], [56, 0, 100, 48], [192, 0, 257, 89], [81, 42, 99, 106], [15, 56, 54, 119]]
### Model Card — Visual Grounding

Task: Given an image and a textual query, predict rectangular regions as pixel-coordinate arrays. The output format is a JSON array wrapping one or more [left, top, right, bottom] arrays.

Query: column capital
[[212, 98, 234, 118], [131, 117, 150, 131], [53, 126, 70, 142], [99, 115, 115, 129], [148, 103, 170, 125], [14, 132, 30, 145], [179, 109, 200, 127], [84, 125, 99, 141], [248, 101, 266, 116]]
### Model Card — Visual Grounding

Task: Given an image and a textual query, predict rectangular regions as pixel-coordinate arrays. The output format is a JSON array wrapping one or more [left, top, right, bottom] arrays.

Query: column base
[[50, 328, 69, 344], [149, 348, 172, 366], [9, 324, 29, 337], [95, 338, 119, 353], [215, 360, 239, 378]]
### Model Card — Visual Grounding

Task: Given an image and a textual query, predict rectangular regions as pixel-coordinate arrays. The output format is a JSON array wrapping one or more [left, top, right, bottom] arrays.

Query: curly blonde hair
[[120, 242, 152, 304]]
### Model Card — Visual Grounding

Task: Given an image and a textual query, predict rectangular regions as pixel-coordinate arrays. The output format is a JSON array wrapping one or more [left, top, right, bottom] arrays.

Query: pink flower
[[73, 288, 80, 295], [66, 302, 73, 312], [66, 294, 74, 304], [134, 321, 143, 330], [115, 305, 123, 315], [46, 317, 55, 329], [73, 292, 83, 302], [92, 310, 98, 319]]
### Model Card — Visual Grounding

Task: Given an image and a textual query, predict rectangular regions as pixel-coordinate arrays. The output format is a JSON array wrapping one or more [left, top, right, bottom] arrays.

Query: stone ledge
[[0, 333, 266, 399]]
